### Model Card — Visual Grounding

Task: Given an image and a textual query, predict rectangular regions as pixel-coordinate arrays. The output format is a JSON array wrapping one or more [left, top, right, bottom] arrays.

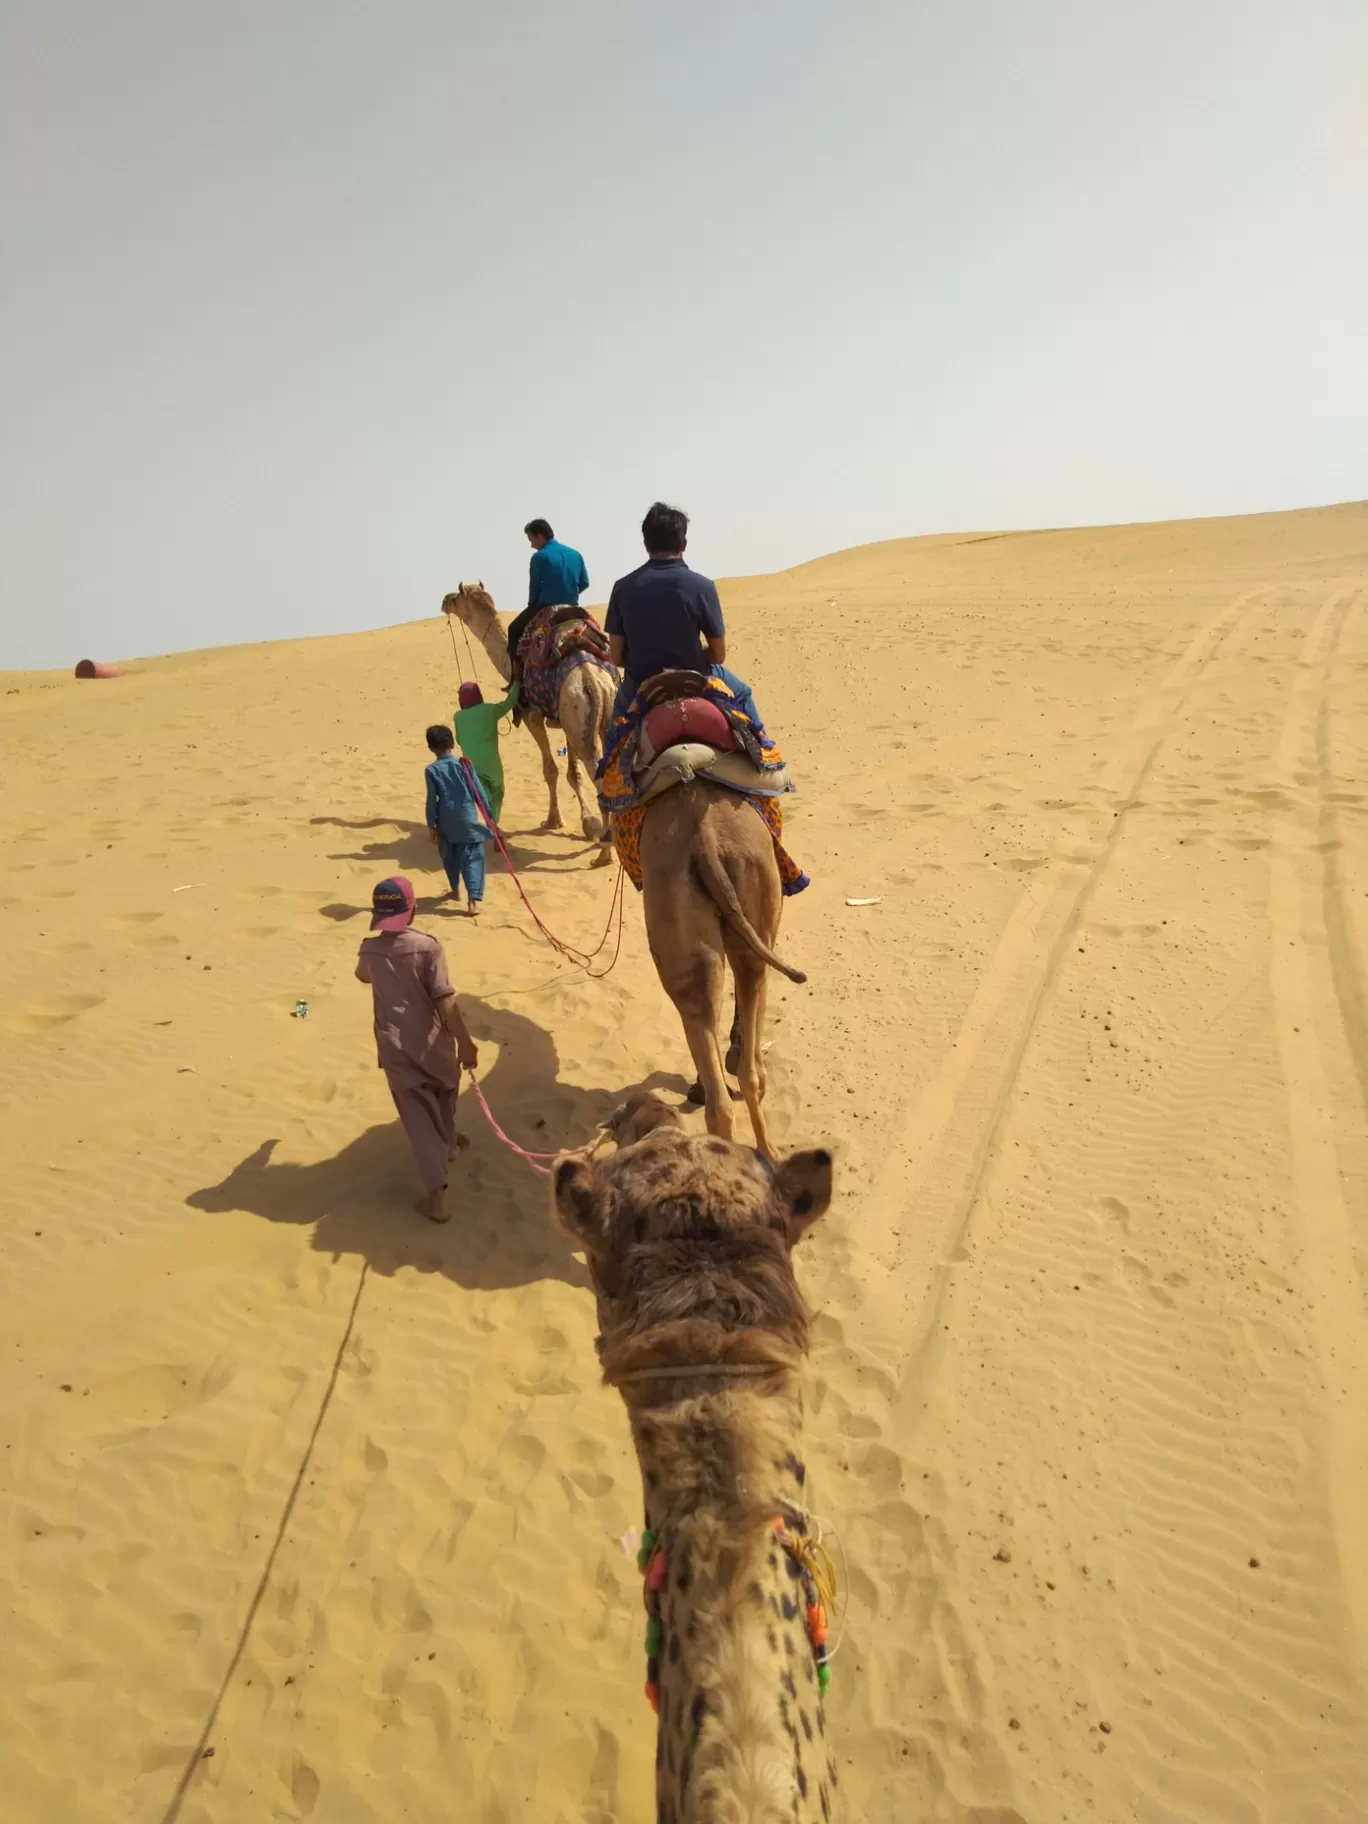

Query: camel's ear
[[771, 1148, 833, 1247], [553, 1157, 612, 1255]]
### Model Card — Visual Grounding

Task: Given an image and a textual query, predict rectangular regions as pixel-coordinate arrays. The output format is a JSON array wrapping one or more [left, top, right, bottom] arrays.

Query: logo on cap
[[370, 875, 415, 931]]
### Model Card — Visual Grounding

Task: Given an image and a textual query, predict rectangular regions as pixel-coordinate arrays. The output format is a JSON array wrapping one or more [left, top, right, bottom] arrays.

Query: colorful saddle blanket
[[598, 677, 808, 897], [516, 606, 615, 722], [608, 797, 809, 898], [596, 675, 787, 815]]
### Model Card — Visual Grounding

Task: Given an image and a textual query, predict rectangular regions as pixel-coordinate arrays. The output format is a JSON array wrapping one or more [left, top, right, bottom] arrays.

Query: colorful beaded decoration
[[637, 1527, 666, 1712], [638, 1514, 836, 1711], [775, 1516, 834, 1697]]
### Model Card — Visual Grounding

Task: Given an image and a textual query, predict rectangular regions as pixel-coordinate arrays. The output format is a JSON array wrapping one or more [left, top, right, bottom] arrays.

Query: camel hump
[[693, 834, 806, 984]]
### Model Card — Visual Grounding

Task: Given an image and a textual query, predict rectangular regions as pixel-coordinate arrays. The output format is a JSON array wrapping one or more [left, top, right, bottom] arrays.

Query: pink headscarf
[[458, 682, 483, 709]]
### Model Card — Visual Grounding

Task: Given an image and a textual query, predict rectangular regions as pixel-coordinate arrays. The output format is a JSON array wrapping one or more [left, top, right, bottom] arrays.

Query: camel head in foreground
[[554, 1102, 838, 1823]]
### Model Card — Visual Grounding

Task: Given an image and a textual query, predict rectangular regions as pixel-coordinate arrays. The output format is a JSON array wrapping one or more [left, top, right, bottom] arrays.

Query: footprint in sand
[[8, 992, 106, 1034], [852, 1441, 905, 1498], [286, 1754, 321, 1816], [1099, 1195, 1132, 1234], [83, 1360, 235, 1427], [1002, 854, 1049, 871], [566, 1465, 616, 1498], [1119, 1255, 1176, 1308]]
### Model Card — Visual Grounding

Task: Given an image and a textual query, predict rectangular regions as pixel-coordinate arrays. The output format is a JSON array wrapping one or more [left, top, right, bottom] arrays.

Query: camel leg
[[646, 867, 732, 1136], [524, 714, 564, 831], [681, 1006, 733, 1141], [564, 746, 605, 845], [687, 993, 741, 1104], [560, 674, 608, 850], [733, 964, 772, 1159]]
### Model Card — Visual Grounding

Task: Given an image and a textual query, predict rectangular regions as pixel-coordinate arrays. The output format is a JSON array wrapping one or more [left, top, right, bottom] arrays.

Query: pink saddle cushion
[[642, 698, 739, 758]]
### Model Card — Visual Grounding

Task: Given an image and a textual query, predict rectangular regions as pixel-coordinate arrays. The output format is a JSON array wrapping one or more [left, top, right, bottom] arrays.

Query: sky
[[2, 0, 1365, 671]]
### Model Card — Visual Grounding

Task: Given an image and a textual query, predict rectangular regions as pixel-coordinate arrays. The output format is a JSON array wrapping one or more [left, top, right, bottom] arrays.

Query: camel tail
[[693, 836, 807, 984]]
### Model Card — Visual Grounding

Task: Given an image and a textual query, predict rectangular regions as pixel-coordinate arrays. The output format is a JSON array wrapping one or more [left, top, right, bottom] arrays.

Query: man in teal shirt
[[506, 518, 589, 667]]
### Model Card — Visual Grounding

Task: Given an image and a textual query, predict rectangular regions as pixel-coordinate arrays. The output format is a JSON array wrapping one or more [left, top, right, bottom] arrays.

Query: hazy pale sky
[[3, 1, 1365, 670]]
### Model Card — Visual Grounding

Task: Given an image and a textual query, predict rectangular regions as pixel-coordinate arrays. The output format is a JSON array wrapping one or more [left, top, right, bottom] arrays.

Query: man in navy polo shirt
[[604, 502, 757, 724]]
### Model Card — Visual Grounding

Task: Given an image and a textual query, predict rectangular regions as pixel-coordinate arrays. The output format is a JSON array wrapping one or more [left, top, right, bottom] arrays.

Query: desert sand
[[2, 501, 1366, 1823]]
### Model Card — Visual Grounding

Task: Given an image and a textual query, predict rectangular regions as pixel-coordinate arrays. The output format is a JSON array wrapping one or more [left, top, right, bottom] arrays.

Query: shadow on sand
[[186, 999, 691, 1292], [310, 814, 601, 894]]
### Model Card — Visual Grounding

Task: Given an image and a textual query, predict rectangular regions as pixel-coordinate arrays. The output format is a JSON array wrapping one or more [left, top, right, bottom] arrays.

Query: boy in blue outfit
[[425, 724, 493, 915]]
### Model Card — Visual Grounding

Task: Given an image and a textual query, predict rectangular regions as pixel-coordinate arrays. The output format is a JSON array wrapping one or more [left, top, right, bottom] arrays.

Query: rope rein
[[462, 1069, 610, 1178], [478, 798, 628, 978]]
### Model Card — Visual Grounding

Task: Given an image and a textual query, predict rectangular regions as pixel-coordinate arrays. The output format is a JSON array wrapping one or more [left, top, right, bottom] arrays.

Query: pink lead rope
[[455, 756, 626, 976], [463, 1070, 558, 1176]]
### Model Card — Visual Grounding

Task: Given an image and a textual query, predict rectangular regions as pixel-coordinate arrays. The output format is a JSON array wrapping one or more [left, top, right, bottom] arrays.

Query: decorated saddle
[[515, 605, 615, 722], [595, 673, 808, 897]]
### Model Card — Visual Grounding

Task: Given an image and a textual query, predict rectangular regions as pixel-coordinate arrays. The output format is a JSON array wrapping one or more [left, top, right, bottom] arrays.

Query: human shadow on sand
[[311, 814, 601, 883], [186, 999, 690, 1292]]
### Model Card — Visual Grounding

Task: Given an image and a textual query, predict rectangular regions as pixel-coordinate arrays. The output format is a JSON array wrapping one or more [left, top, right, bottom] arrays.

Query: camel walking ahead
[[554, 1099, 837, 1824], [442, 583, 615, 861], [641, 780, 804, 1160]]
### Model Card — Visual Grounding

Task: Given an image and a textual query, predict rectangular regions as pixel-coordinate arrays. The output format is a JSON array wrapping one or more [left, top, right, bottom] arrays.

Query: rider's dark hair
[[524, 517, 554, 541], [641, 501, 688, 554], [426, 723, 454, 753]]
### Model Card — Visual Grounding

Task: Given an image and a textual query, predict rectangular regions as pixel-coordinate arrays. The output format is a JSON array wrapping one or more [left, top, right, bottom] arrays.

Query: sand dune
[[2, 501, 1366, 1821]]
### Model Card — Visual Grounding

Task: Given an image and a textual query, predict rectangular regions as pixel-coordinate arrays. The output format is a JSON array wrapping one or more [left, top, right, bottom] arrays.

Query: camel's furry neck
[[631, 1389, 833, 1824], [456, 594, 511, 681]]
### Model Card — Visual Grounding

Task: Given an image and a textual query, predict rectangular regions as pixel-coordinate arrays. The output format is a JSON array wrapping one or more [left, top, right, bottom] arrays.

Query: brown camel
[[553, 1101, 837, 1824], [441, 583, 615, 864], [640, 780, 804, 1160]]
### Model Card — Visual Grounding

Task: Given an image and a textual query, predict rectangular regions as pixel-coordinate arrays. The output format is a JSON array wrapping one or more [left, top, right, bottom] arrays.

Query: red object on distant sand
[[74, 660, 122, 679]]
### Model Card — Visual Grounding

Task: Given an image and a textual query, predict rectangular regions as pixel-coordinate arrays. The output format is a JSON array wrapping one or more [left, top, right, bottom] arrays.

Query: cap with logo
[[370, 875, 416, 932]]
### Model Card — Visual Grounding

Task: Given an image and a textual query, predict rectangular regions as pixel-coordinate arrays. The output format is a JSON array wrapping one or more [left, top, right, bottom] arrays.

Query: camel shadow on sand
[[186, 999, 691, 1293]]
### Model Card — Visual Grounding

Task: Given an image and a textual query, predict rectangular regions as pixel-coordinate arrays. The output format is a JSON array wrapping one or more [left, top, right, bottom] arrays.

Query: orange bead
[[646, 1682, 659, 1713]]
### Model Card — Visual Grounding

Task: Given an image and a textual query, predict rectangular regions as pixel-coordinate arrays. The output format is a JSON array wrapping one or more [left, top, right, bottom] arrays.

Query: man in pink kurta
[[355, 875, 478, 1223]]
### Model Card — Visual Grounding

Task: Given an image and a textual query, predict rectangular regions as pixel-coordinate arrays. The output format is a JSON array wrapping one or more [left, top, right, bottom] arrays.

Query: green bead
[[646, 1617, 662, 1653], [641, 1528, 656, 1552], [817, 1663, 831, 1696]]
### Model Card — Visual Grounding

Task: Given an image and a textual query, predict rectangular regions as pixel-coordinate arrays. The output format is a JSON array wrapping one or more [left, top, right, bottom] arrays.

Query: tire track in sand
[[861, 588, 1267, 1363], [1267, 584, 1368, 1676]]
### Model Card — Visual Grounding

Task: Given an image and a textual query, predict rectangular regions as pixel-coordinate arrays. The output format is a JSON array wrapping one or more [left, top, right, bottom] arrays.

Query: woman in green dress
[[454, 680, 519, 824]]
